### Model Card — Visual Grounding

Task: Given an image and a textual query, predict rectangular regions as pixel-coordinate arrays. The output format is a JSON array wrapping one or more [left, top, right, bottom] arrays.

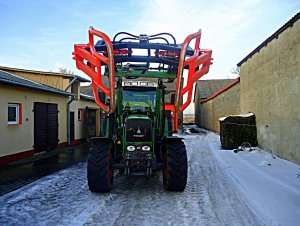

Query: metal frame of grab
[[73, 27, 212, 132], [174, 30, 212, 113], [73, 26, 116, 113]]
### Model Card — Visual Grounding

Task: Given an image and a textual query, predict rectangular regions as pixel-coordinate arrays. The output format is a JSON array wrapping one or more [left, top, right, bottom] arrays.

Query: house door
[[34, 102, 58, 153], [70, 112, 75, 142]]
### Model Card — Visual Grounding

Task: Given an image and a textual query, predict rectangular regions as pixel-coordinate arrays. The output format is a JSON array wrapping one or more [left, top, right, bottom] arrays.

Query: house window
[[8, 103, 22, 124], [78, 109, 82, 121]]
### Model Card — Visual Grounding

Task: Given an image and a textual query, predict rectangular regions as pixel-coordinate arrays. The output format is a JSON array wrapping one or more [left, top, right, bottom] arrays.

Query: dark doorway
[[100, 111, 108, 137], [85, 107, 96, 140], [34, 102, 58, 153], [70, 112, 75, 142]]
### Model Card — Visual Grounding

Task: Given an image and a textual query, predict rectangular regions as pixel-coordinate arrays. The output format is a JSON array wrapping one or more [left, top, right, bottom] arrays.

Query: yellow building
[[237, 12, 300, 165], [194, 79, 240, 133], [0, 67, 100, 164]]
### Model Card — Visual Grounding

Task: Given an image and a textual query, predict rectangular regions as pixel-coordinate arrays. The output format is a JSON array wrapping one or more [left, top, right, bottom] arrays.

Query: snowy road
[[1, 130, 299, 226]]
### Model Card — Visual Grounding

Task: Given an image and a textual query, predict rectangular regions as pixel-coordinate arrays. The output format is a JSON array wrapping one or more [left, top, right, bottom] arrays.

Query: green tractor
[[73, 27, 212, 192]]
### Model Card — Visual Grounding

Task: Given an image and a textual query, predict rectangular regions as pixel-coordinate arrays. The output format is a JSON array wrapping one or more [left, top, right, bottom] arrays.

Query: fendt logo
[[133, 127, 145, 138]]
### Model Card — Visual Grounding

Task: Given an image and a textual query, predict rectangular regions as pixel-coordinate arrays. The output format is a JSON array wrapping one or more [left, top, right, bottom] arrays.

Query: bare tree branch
[[58, 67, 74, 75], [231, 66, 240, 75]]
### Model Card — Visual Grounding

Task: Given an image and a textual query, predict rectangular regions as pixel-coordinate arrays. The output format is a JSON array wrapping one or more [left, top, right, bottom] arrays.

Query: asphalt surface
[[0, 143, 90, 196]]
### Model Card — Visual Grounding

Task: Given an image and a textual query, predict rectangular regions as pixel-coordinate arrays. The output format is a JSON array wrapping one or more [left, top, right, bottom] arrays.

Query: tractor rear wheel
[[163, 140, 187, 191], [87, 140, 113, 193]]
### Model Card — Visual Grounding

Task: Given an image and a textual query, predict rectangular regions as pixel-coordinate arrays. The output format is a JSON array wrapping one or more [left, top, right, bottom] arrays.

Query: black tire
[[87, 140, 113, 193], [163, 140, 187, 191]]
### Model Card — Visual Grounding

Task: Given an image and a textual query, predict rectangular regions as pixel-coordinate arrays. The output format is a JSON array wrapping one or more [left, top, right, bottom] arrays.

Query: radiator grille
[[126, 118, 152, 142]]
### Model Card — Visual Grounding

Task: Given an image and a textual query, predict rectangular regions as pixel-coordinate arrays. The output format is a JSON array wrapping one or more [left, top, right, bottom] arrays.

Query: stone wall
[[200, 83, 240, 133], [194, 86, 201, 126], [199, 101, 213, 130], [240, 18, 300, 165]]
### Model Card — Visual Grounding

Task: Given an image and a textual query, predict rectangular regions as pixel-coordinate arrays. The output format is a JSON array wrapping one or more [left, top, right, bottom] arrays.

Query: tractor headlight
[[127, 145, 136, 152], [142, 145, 151, 151]]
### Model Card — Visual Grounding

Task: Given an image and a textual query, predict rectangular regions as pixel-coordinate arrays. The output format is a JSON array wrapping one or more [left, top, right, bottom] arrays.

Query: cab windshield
[[122, 89, 156, 112]]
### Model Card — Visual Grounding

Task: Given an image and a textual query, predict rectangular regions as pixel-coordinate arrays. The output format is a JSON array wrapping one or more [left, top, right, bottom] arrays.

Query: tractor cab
[[121, 81, 157, 114]]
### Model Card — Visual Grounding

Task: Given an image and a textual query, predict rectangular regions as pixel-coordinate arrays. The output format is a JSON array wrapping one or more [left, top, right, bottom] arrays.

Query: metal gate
[[34, 102, 58, 152]]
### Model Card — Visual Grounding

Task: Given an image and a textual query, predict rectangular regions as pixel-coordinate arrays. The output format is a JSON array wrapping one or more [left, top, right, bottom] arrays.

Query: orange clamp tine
[[92, 82, 110, 113]]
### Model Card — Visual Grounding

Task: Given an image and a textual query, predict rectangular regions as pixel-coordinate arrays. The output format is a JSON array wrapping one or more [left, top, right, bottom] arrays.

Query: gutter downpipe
[[67, 95, 75, 146], [66, 77, 78, 146], [65, 76, 78, 92]]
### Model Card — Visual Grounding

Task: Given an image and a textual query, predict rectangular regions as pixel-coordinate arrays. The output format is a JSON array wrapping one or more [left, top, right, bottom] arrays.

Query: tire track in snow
[[0, 134, 265, 226], [185, 135, 265, 226]]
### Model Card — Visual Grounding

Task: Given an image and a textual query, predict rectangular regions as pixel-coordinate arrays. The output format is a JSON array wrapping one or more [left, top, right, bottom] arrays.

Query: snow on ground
[[219, 112, 254, 121], [0, 127, 299, 226], [207, 131, 300, 226]]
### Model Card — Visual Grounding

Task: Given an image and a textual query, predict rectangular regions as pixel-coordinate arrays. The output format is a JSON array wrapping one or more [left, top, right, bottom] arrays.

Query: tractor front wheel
[[87, 140, 113, 193], [163, 140, 187, 191]]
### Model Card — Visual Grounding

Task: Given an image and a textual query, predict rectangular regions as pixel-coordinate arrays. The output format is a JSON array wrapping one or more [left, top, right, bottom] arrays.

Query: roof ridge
[[3, 69, 50, 86], [200, 78, 240, 103], [0, 69, 67, 90], [0, 65, 75, 77], [0, 69, 73, 96]]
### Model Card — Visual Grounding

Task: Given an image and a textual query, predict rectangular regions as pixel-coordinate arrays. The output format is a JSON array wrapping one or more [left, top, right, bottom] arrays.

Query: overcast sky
[[0, 0, 299, 112]]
